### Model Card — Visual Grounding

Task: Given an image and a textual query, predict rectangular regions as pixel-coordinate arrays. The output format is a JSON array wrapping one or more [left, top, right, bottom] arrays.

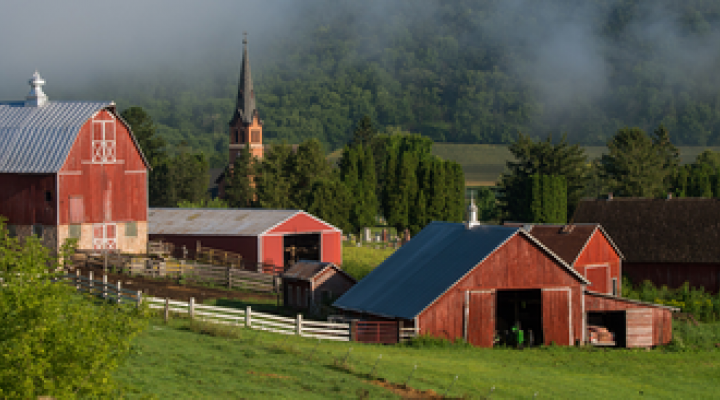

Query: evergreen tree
[[288, 138, 331, 210], [393, 153, 418, 233], [358, 144, 379, 228], [652, 124, 681, 191], [305, 175, 352, 233], [255, 143, 293, 209], [351, 115, 376, 148], [225, 144, 255, 208], [382, 149, 401, 229], [426, 159, 447, 222], [339, 145, 363, 232], [525, 174, 567, 223], [447, 161, 466, 222], [169, 143, 210, 205], [599, 128, 666, 197]]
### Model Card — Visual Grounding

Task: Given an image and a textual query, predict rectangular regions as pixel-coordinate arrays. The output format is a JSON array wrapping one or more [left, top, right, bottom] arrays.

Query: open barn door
[[467, 290, 495, 347], [542, 288, 572, 346]]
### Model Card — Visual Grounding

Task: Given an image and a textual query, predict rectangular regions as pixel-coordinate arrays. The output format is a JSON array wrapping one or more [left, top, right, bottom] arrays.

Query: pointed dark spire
[[233, 32, 257, 125]]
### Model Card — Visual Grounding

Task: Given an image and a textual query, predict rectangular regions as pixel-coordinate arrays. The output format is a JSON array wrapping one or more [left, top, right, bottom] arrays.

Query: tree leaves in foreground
[[0, 219, 149, 399]]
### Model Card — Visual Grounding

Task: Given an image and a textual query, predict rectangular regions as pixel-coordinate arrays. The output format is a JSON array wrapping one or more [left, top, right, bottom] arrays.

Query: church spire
[[233, 32, 257, 125]]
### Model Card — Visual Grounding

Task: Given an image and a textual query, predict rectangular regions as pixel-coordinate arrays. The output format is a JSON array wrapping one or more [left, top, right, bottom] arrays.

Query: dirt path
[[69, 266, 279, 305]]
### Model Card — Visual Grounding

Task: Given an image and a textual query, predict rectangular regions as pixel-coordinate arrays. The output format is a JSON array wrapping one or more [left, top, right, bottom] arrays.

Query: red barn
[[505, 223, 624, 295], [0, 72, 150, 254], [572, 197, 720, 293], [336, 207, 676, 348], [148, 208, 342, 272]]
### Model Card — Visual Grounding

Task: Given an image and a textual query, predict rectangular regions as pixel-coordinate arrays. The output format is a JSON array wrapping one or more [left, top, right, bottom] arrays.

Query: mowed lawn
[[114, 317, 720, 399]]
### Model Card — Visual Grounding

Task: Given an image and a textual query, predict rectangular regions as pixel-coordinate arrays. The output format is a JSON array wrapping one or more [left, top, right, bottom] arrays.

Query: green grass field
[[329, 144, 720, 187], [341, 243, 396, 281], [113, 316, 720, 399]]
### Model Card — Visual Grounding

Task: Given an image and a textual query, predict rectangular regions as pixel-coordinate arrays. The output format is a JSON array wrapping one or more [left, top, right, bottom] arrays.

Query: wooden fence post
[[245, 306, 252, 328], [136, 290, 143, 309], [398, 320, 404, 343], [117, 281, 122, 304], [164, 298, 170, 324], [196, 241, 201, 259], [88, 271, 93, 295], [296, 313, 303, 336], [182, 245, 188, 260], [75, 269, 80, 291], [102, 274, 107, 299], [350, 320, 357, 342], [189, 297, 195, 320]]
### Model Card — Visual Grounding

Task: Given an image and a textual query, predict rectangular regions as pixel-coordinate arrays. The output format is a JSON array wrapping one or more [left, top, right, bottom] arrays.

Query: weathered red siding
[[0, 173, 56, 225], [261, 235, 284, 268], [574, 230, 622, 294], [624, 262, 720, 294], [266, 212, 338, 235], [149, 234, 258, 265], [321, 231, 343, 265], [542, 289, 573, 345], [584, 293, 673, 345], [417, 234, 586, 347], [58, 109, 147, 225], [467, 291, 494, 347]]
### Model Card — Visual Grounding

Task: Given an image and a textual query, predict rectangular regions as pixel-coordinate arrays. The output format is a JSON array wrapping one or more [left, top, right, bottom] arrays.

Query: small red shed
[[149, 208, 342, 272], [283, 261, 356, 310], [0, 72, 150, 254]]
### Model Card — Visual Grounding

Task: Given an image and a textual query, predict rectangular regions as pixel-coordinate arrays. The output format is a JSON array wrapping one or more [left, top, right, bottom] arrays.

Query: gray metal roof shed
[[148, 208, 303, 236]]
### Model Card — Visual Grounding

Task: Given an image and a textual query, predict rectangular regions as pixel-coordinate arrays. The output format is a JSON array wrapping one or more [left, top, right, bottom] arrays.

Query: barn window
[[612, 278, 618, 296], [7, 225, 16, 238], [69, 196, 84, 224], [32, 224, 43, 238], [251, 129, 260, 143], [126, 222, 137, 237], [92, 120, 116, 163], [69, 224, 81, 239]]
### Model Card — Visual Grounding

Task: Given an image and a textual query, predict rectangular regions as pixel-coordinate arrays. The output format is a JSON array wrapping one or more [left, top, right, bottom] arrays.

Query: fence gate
[[354, 321, 398, 344]]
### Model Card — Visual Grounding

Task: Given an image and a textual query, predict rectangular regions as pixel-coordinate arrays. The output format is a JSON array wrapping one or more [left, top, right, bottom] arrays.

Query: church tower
[[229, 33, 263, 164]]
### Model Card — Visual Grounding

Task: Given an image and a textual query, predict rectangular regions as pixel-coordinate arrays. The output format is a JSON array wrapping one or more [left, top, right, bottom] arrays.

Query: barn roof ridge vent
[[25, 70, 49, 107]]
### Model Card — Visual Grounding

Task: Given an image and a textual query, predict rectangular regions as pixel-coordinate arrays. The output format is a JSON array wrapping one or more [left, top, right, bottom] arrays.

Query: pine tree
[[358, 144, 378, 229], [289, 138, 331, 210], [255, 143, 293, 209], [653, 124, 681, 192], [382, 149, 401, 229], [339, 145, 363, 232], [427, 159, 447, 222], [305, 175, 352, 232], [225, 144, 255, 208], [599, 128, 665, 197], [447, 161, 466, 222]]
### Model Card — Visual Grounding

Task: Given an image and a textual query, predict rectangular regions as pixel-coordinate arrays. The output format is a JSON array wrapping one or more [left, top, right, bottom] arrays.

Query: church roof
[[230, 34, 258, 126]]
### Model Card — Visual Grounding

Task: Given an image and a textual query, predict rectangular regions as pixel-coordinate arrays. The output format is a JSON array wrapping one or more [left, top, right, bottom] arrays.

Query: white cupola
[[466, 192, 481, 229], [25, 70, 49, 107]]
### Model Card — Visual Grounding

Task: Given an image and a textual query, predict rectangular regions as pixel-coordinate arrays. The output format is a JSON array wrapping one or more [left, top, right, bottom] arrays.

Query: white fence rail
[[143, 297, 350, 341]]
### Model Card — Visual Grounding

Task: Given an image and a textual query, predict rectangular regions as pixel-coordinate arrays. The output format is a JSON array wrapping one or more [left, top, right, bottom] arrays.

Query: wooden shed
[[0, 72, 150, 254], [572, 197, 720, 293], [283, 261, 356, 310], [149, 208, 342, 273]]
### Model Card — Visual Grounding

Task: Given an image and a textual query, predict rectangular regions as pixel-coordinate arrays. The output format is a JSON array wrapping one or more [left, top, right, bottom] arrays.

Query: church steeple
[[232, 32, 258, 126], [227, 32, 264, 166]]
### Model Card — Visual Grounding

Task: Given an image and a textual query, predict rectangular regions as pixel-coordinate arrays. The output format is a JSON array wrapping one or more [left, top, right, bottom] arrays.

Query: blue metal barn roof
[[333, 222, 588, 320], [0, 101, 113, 173]]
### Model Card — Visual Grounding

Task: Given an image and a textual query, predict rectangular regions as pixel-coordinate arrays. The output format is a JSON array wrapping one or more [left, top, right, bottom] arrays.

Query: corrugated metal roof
[[148, 208, 300, 236], [0, 101, 113, 173], [333, 223, 521, 319], [284, 261, 335, 281]]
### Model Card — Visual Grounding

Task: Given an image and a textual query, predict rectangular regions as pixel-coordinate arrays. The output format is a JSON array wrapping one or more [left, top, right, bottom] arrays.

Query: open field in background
[[329, 144, 720, 187], [342, 243, 396, 281], [113, 316, 720, 399]]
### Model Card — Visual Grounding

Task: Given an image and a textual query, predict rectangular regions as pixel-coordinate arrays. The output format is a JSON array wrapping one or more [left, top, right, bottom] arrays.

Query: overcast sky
[[0, 0, 296, 99]]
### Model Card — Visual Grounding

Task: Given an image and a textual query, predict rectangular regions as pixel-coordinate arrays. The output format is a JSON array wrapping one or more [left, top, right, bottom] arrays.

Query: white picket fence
[[144, 297, 350, 342], [55, 271, 350, 342]]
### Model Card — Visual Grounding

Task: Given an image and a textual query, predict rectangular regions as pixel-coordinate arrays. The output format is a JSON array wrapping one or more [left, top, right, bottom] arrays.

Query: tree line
[[123, 107, 465, 234], [496, 125, 720, 223]]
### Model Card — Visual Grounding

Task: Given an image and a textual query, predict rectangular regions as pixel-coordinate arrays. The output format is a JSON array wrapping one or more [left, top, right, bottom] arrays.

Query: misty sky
[[0, 0, 296, 99]]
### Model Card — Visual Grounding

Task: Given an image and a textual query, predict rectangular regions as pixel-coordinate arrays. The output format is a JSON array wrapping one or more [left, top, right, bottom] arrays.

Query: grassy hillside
[[114, 316, 720, 399]]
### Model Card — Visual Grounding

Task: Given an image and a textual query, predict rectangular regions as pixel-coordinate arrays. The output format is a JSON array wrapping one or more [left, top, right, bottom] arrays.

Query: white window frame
[[93, 223, 117, 250], [92, 119, 117, 164]]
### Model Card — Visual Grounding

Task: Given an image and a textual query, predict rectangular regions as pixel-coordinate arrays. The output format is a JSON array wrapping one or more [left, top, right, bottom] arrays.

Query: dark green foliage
[[472, 187, 498, 222], [254, 143, 294, 209], [599, 127, 667, 197], [524, 175, 567, 223], [224, 145, 255, 208], [305, 175, 352, 232], [498, 133, 588, 221], [288, 138, 332, 210]]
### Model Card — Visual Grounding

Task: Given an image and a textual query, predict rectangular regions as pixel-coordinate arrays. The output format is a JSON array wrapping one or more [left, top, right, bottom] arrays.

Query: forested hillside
[[64, 0, 720, 167]]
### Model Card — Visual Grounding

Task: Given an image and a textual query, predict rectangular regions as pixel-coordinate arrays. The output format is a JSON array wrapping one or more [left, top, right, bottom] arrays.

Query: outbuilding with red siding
[[149, 208, 342, 272]]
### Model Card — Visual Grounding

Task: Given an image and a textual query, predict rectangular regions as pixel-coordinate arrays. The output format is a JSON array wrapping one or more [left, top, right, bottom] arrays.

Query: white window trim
[[91, 119, 117, 164]]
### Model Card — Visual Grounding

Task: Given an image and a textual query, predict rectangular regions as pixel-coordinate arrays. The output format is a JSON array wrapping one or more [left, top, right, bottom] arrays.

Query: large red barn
[[0, 72, 150, 254], [148, 208, 342, 272]]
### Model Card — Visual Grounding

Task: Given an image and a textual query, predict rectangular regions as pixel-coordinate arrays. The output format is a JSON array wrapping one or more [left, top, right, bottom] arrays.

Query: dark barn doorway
[[587, 311, 626, 347], [283, 233, 321, 268], [496, 289, 543, 347]]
